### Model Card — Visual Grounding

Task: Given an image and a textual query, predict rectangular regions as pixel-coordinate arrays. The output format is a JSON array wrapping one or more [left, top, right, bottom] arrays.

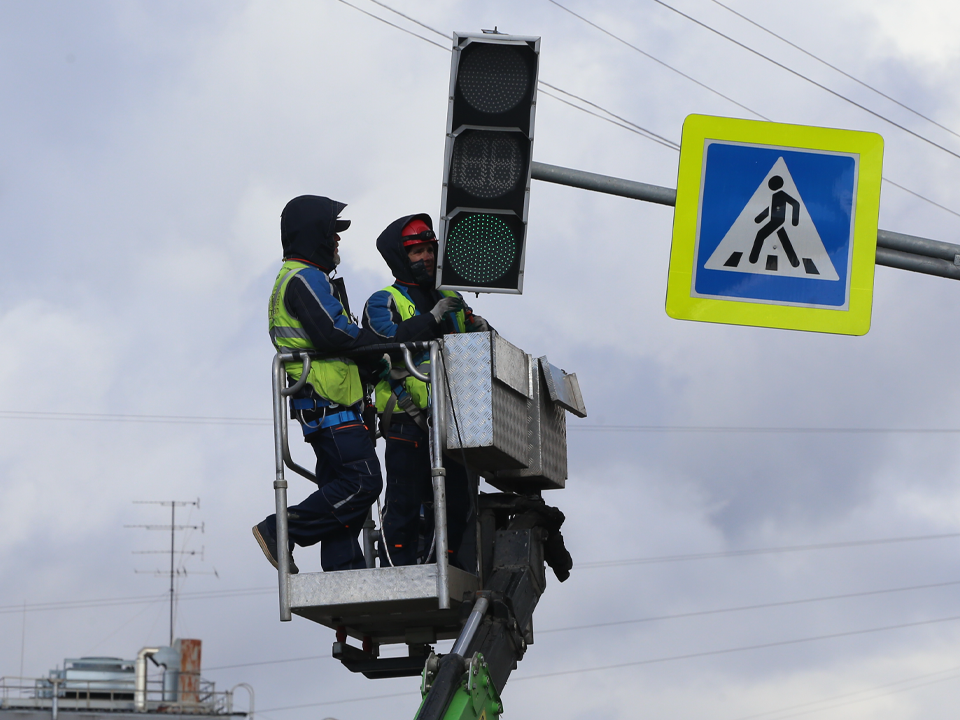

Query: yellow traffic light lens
[[450, 131, 524, 199]]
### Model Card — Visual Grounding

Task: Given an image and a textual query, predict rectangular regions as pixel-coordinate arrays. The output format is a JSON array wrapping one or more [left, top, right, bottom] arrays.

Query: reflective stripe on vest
[[269, 260, 363, 407], [374, 285, 466, 413]]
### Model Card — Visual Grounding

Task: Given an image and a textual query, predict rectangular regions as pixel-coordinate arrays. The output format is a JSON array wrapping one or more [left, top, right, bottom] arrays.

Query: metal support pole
[[532, 161, 676, 206], [876, 230, 960, 280], [428, 340, 451, 609], [531, 161, 960, 282], [451, 596, 490, 657], [270, 355, 291, 622], [362, 508, 377, 568]]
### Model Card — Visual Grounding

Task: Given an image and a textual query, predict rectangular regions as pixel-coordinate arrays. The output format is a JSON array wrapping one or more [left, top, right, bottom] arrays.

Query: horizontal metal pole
[[876, 229, 960, 264], [531, 161, 676, 206], [532, 161, 960, 282], [876, 247, 960, 280]]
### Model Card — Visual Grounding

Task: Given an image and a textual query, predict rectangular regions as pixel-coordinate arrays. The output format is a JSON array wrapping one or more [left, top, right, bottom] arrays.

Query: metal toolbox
[[442, 331, 532, 471], [442, 332, 587, 489]]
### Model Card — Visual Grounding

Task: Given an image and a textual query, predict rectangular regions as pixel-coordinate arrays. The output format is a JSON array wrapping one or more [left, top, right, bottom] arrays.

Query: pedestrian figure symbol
[[751, 175, 800, 270], [703, 157, 839, 281]]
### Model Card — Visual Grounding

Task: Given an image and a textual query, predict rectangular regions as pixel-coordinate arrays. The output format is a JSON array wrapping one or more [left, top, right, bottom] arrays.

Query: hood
[[376, 213, 434, 285], [280, 195, 349, 271]]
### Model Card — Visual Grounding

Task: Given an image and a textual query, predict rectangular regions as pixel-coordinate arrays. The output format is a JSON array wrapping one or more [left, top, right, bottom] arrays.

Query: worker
[[362, 214, 490, 568], [253, 195, 385, 574]]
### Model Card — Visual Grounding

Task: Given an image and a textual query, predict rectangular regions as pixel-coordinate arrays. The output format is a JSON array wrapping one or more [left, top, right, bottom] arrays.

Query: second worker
[[363, 214, 491, 569]]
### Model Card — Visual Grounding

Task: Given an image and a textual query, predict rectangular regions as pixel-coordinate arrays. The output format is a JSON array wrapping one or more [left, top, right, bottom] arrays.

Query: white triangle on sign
[[703, 157, 839, 281]]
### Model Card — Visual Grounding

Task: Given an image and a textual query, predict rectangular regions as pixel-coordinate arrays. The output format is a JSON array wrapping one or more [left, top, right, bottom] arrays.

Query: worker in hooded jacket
[[253, 195, 385, 574], [362, 214, 490, 569]]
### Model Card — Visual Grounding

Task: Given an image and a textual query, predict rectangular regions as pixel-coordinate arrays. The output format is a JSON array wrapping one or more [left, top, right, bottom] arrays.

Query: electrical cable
[[708, 0, 960, 144], [726, 665, 960, 720], [879, 176, 960, 220], [8, 409, 960, 436], [568, 424, 960, 434], [647, 0, 960, 162], [536, 579, 960, 635], [338, 0, 960, 220], [7, 527, 954, 614], [547, 0, 768, 120], [539, 81, 681, 149], [578, 532, 960, 569], [376, 497, 395, 567], [511, 611, 960, 682], [0, 587, 274, 614], [213, 666, 960, 715], [539, 87, 669, 142], [255, 691, 417, 714], [334, 0, 447, 50], [546, 0, 960, 219], [0, 409, 270, 425], [203, 611, 960, 706], [340, 0, 683, 151]]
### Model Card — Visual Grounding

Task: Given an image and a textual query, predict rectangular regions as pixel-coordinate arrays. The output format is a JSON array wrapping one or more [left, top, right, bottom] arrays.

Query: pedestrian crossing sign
[[666, 114, 884, 335]]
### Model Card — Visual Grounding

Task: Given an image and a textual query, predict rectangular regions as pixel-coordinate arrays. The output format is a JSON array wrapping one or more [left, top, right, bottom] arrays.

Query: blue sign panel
[[692, 142, 857, 309]]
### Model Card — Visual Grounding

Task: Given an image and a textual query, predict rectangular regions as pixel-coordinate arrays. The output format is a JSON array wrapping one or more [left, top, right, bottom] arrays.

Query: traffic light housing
[[438, 32, 540, 294]]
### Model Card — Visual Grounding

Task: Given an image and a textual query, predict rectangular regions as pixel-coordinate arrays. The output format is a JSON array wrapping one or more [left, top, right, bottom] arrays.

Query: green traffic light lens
[[446, 215, 519, 284]]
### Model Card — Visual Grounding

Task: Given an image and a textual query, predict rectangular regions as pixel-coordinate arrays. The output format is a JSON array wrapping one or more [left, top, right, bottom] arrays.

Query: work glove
[[357, 353, 391, 386], [467, 313, 490, 332], [376, 353, 392, 381], [429, 295, 465, 323]]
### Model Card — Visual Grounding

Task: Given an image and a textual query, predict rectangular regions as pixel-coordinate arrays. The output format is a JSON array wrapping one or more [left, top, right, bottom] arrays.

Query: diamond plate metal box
[[442, 331, 531, 471], [488, 357, 569, 491]]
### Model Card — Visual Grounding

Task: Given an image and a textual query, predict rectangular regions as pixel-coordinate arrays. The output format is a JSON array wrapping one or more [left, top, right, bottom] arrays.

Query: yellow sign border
[[666, 114, 884, 335]]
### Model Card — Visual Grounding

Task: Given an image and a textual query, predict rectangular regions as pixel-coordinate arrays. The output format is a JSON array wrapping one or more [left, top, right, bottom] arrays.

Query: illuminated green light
[[447, 215, 518, 284]]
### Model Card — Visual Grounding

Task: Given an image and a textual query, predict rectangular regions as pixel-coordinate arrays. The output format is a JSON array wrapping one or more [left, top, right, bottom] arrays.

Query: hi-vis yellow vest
[[374, 285, 465, 413], [268, 260, 363, 407]]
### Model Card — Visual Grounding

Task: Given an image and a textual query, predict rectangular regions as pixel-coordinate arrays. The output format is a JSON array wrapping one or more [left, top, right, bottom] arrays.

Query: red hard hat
[[401, 218, 437, 247]]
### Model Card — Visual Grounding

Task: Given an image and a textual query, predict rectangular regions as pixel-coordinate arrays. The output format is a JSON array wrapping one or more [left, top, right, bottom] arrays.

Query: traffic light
[[437, 31, 540, 294]]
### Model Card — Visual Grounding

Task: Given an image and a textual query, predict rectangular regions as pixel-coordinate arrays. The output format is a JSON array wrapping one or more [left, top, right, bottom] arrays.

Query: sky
[[2, 1, 960, 719]]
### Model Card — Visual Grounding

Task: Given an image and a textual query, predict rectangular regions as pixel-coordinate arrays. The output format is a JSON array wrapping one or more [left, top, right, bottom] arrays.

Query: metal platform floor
[[288, 565, 479, 645]]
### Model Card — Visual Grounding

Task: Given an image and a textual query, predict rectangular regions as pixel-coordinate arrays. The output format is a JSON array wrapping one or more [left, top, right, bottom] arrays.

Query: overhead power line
[[709, 0, 960, 143], [342, 0, 678, 147], [546, 0, 960, 220], [0, 409, 270, 426], [347, 0, 960, 220], [256, 690, 417, 714], [729, 666, 960, 720], [579, 532, 960, 569], [335, 0, 446, 50], [537, 579, 960, 635], [539, 80, 681, 149], [571, 424, 960, 434], [17, 534, 956, 616], [648, 0, 960, 162], [547, 0, 768, 121], [0, 586, 273, 615], [227, 664, 960, 715], [7, 409, 960, 436], [513, 612, 960, 682], [208, 612, 960, 688]]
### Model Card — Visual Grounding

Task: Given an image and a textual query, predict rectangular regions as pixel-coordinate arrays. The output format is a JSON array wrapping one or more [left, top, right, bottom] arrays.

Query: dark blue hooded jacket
[[362, 214, 470, 342], [277, 196, 381, 361]]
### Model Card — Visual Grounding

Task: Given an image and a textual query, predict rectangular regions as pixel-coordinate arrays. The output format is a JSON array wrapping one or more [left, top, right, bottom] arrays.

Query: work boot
[[252, 520, 299, 574]]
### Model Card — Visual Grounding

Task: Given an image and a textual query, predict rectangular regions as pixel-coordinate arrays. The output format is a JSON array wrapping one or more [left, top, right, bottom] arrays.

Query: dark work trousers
[[264, 421, 383, 572], [379, 415, 472, 568]]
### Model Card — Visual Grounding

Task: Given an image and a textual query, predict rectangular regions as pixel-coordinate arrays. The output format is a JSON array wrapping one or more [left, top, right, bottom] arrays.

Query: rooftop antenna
[[126, 499, 215, 645]]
